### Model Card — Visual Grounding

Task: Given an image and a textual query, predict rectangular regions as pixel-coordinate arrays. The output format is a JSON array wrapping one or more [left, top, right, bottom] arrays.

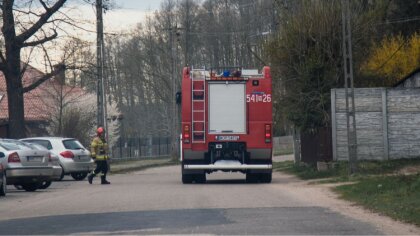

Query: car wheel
[[0, 174, 6, 197], [21, 183, 39, 192], [38, 181, 52, 189], [71, 172, 88, 181], [59, 166, 65, 181]]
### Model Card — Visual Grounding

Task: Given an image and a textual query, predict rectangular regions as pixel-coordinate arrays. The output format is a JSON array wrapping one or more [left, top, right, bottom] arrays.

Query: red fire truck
[[180, 66, 273, 184]]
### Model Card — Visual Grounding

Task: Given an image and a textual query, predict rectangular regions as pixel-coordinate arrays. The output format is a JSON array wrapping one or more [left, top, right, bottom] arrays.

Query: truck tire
[[246, 173, 258, 183], [182, 173, 194, 184], [194, 173, 206, 183], [260, 173, 272, 183]]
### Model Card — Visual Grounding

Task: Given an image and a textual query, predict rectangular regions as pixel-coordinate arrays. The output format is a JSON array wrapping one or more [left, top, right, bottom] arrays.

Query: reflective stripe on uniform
[[91, 137, 109, 160]]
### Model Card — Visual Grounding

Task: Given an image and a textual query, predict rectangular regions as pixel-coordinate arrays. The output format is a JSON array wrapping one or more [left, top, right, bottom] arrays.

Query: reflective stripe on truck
[[184, 160, 272, 170]]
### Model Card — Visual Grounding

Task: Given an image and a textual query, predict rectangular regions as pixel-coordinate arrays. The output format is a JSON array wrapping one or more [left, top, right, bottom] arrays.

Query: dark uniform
[[88, 128, 110, 184]]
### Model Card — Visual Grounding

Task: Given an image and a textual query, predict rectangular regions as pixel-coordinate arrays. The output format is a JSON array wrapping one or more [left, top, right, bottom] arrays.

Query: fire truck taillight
[[183, 125, 190, 144], [265, 124, 272, 143]]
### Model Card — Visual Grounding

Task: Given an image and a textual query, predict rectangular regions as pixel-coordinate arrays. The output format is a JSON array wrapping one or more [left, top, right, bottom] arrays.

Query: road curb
[[109, 158, 179, 174]]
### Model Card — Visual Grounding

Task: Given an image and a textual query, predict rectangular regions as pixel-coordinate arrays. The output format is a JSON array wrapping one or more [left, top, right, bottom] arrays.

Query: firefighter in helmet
[[88, 127, 110, 184]]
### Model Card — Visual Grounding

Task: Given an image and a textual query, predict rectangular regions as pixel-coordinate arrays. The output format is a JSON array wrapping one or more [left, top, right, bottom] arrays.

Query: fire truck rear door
[[208, 82, 246, 134]]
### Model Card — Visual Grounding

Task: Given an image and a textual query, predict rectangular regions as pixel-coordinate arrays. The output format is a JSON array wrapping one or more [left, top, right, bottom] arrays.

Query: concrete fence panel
[[332, 87, 420, 161]]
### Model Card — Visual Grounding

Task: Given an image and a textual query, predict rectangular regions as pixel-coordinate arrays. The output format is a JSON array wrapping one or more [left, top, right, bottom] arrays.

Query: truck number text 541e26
[[246, 94, 271, 103], [180, 66, 273, 184]]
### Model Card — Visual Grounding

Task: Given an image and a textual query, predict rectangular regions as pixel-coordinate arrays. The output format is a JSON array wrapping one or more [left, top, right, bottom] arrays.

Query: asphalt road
[[0, 165, 386, 235]]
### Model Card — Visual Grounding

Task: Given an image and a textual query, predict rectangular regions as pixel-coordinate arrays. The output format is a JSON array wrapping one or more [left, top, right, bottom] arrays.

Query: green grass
[[273, 158, 420, 182], [273, 147, 294, 156], [274, 158, 420, 226], [335, 174, 420, 226]]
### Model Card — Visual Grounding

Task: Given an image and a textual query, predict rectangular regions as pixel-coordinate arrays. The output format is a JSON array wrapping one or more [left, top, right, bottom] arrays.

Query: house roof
[[393, 67, 420, 87], [0, 63, 89, 123]]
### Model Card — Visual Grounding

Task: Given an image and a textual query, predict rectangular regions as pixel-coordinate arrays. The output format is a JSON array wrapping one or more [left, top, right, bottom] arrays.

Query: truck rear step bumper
[[184, 160, 272, 170]]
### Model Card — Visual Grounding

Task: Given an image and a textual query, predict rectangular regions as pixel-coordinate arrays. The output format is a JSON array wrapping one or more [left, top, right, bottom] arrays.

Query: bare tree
[[0, 0, 68, 138], [72, 0, 278, 159]]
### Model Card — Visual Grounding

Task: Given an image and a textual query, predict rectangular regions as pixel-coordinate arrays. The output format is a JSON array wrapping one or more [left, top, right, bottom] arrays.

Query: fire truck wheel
[[260, 173, 272, 183], [246, 173, 258, 183], [194, 173, 206, 184], [182, 173, 194, 184]]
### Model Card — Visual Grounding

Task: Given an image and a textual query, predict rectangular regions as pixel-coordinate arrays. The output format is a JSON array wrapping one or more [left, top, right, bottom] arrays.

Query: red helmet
[[97, 127, 104, 134]]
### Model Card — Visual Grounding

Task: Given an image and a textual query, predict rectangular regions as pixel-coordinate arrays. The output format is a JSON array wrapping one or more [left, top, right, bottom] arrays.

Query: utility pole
[[184, 0, 189, 67], [170, 27, 178, 159], [96, 0, 104, 128], [341, 0, 358, 174]]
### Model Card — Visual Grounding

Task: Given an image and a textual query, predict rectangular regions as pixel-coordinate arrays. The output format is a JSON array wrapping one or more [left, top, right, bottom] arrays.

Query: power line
[[372, 39, 408, 74], [376, 16, 420, 25]]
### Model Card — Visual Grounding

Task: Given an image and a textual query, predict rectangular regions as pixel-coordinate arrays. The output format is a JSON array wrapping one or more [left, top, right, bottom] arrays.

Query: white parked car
[[21, 137, 94, 181], [0, 139, 53, 192]]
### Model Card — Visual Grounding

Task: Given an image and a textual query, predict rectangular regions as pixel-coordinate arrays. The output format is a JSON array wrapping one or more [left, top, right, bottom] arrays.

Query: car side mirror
[[0, 152, 4, 158]]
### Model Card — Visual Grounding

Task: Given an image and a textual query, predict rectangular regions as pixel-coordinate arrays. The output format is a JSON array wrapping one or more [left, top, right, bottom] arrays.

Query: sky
[[67, 0, 165, 33], [113, 0, 163, 10], [96, 0, 165, 31], [22, 0, 165, 69]]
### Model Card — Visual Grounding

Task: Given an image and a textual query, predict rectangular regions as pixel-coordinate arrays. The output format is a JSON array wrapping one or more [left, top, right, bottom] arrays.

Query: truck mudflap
[[184, 160, 272, 170]]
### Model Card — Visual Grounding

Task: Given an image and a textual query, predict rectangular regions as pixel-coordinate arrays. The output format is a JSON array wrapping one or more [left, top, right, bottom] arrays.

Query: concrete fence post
[[382, 88, 389, 160], [331, 89, 337, 161]]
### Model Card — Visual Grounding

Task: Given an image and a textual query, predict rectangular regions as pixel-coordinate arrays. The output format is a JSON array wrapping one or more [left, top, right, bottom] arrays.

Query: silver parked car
[[22, 142, 63, 189], [0, 139, 53, 192], [0, 152, 6, 196], [21, 137, 94, 181]]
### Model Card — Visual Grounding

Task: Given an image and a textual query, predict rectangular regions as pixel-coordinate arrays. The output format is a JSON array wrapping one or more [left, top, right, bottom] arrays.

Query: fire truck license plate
[[216, 136, 240, 141]]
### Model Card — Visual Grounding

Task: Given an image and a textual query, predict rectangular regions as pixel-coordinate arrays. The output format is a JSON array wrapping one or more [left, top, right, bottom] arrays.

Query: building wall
[[331, 88, 420, 160]]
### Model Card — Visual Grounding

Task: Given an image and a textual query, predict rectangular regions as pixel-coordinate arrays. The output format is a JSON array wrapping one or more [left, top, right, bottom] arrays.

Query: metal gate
[[300, 127, 332, 164]]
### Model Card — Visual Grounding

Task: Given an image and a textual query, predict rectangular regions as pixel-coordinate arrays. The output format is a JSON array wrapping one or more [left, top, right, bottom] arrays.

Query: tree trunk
[[1, 1, 24, 138], [5, 68, 26, 139]]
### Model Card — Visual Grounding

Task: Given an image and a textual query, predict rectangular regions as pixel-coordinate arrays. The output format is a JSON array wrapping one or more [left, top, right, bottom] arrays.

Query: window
[[63, 139, 84, 150], [23, 140, 53, 150], [0, 140, 32, 150]]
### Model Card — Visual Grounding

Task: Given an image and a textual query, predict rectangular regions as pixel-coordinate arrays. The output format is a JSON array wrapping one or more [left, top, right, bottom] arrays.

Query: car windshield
[[0, 143, 20, 151], [0, 140, 33, 151], [23, 140, 53, 150], [63, 139, 84, 150], [27, 143, 48, 151]]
